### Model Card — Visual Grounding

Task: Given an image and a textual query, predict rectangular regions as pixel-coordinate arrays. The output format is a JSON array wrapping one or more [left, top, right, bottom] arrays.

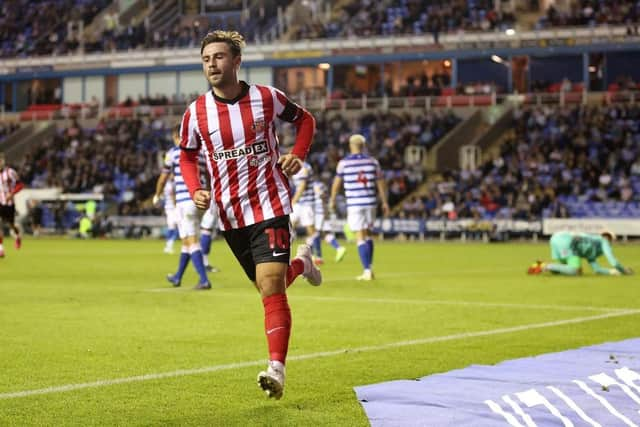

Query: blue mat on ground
[[355, 338, 640, 426]]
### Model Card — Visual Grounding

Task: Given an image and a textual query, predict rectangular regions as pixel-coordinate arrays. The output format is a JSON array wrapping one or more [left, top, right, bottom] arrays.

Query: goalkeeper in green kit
[[528, 230, 634, 276]]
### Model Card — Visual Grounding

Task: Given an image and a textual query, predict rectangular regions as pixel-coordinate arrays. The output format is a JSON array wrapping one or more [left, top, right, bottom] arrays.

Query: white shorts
[[200, 203, 218, 230], [291, 203, 315, 228], [165, 206, 179, 229], [347, 206, 377, 232], [177, 201, 201, 239]]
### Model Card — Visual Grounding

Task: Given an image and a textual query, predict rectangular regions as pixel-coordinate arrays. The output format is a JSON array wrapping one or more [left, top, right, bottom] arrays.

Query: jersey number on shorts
[[264, 228, 290, 250]]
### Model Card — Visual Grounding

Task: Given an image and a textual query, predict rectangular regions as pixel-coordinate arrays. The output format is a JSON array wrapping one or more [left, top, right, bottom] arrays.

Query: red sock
[[262, 293, 291, 364], [286, 259, 305, 288]]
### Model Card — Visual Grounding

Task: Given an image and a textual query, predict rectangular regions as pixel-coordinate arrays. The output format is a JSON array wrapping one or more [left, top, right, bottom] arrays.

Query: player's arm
[[376, 177, 390, 217], [273, 88, 316, 176], [588, 260, 617, 275], [178, 108, 210, 209], [329, 176, 342, 214], [373, 160, 390, 216], [291, 179, 307, 205], [600, 239, 633, 275], [153, 172, 169, 205]]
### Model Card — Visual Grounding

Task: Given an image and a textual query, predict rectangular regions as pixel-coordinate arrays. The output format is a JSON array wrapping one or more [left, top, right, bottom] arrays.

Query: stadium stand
[[537, 0, 640, 30], [0, 0, 111, 58], [414, 104, 640, 221]]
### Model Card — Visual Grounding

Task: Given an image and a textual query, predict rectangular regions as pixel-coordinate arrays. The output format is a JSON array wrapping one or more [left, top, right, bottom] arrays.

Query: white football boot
[[294, 244, 322, 286], [257, 360, 285, 400], [356, 269, 374, 281]]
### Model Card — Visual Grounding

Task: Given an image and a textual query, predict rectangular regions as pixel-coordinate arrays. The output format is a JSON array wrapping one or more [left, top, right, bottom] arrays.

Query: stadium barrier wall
[[543, 219, 640, 237]]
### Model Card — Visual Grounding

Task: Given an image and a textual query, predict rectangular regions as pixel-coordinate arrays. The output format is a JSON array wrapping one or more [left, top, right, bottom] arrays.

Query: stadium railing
[[10, 90, 640, 122]]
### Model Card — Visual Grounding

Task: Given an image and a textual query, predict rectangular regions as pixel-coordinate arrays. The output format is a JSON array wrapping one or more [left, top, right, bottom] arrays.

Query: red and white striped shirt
[[179, 82, 315, 231], [0, 167, 22, 206]]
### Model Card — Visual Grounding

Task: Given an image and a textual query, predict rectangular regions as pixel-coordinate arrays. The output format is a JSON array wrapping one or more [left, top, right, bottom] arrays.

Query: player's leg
[[199, 205, 219, 272], [6, 206, 20, 249], [250, 217, 295, 399], [543, 234, 582, 275], [349, 207, 373, 280], [164, 208, 178, 254], [180, 205, 209, 289], [166, 209, 190, 287], [323, 214, 346, 261], [364, 206, 376, 269], [545, 256, 582, 275], [0, 210, 5, 257]]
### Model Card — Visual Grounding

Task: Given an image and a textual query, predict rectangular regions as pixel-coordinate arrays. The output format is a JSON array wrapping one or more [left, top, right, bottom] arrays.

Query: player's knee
[[256, 270, 286, 296]]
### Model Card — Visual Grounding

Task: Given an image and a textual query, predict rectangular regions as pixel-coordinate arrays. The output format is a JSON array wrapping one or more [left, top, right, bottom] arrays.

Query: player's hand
[[193, 189, 211, 210], [278, 153, 302, 177], [609, 268, 622, 276], [381, 202, 390, 217], [152, 194, 161, 205]]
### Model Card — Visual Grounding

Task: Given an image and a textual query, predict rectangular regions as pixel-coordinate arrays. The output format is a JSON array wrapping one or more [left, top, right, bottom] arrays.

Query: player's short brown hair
[[200, 30, 245, 57]]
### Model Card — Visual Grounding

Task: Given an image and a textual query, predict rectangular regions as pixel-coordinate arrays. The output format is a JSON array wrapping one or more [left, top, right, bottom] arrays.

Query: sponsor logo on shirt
[[212, 140, 268, 161]]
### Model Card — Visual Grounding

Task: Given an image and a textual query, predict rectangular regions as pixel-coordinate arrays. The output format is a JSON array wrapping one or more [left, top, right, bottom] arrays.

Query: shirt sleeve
[[273, 87, 304, 122], [179, 106, 202, 151]]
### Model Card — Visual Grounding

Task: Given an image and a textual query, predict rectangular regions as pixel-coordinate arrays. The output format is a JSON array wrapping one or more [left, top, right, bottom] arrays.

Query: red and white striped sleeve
[[271, 86, 316, 161], [179, 105, 201, 151], [179, 103, 204, 198]]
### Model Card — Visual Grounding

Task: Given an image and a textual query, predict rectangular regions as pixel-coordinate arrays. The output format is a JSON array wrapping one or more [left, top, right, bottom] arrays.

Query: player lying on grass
[[528, 230, 634, 276]]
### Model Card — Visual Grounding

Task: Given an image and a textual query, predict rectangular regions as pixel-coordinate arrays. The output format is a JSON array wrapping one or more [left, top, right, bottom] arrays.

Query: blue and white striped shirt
[[163, 146, 207, 206], [291, 162, 315, 207], [336, 153, 382, 208]]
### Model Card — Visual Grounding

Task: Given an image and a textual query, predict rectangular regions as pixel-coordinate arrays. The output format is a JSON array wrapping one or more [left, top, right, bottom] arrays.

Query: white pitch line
[[144, 268, 519, 293], [143, 288, 633, 313], [1, 309, 639, 400]]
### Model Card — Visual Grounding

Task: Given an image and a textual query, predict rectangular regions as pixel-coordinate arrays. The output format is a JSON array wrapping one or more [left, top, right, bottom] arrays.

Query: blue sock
[[200, 233, 212, 255], [190, 249, 209, 283], [312, 234, 322, 258], [366, 238, 374, 264], [357, 241, 371, 269], [328, 237, 340, 249], [176, 251, 190, 279]]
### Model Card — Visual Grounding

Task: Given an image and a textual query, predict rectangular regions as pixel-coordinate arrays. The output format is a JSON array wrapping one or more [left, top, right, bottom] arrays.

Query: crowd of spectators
[[293, 0, 516, 42], [280, 109, 461, 208], [1, 0, 295, 58], [0, 0, 110, 58], [0, 122, 20, 143], [408, 104, 640, 221], [537, 0, 640, 31], [18, 117, 169, 216]]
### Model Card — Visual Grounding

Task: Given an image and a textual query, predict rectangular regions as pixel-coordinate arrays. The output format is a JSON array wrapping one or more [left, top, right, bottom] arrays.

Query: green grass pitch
[[0, 238, 638, 426]]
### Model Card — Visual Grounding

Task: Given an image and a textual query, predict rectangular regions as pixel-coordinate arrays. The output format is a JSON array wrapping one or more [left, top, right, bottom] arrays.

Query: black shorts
[[0, 204, 15, 224], [223, 215, 291, 282]]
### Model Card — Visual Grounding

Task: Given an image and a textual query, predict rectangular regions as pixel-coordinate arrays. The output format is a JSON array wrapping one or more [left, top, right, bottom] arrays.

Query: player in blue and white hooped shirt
[[162, 177, 179, 254], [329, 134, 389, 281], [289, 161, 316, 245], [153, 124, 211, 290], [311, 180, 346, 264]]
